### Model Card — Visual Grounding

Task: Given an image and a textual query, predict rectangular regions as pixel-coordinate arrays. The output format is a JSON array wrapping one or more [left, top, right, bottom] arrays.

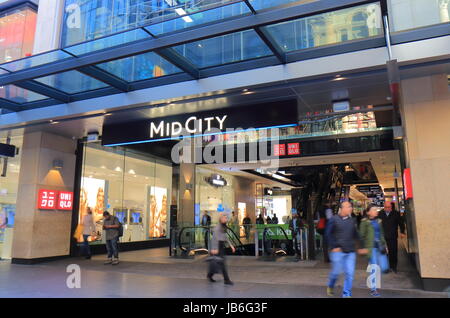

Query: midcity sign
[[102, 99, 298, 146], [149, 115, 228, 138]]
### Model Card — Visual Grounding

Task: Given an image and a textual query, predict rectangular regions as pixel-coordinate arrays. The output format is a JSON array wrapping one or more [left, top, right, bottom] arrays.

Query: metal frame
[[0, 0, 449, 113]]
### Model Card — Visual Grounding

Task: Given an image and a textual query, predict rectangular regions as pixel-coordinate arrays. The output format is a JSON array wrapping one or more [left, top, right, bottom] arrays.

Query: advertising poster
[[77, 177, 107, 242], [148, 186, 168, 238]]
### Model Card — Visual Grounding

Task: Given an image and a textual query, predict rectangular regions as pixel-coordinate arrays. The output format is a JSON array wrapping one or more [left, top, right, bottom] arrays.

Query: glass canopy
[[0, 0, 392, 112]]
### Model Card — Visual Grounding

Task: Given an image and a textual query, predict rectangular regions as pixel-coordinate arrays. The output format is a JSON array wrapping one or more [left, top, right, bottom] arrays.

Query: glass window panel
[[263, 3, 383, 52], [388, 0, 450, 32], [0, 85, 48, 103], [34, 70, 108, 94], [1, 50, 72, 72], [146, 2, 251, 36], [61, 0, 234, 47], [173, 29, 273, 68], [64, 28, 151, 56], [0, 7, 37, 64], [96, 51, 181, 82], [249, 0, 318, 11]]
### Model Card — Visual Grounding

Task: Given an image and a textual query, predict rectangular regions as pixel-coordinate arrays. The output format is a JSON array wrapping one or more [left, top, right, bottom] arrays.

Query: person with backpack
[[102, 211, 121, 265], [359, 204, 389, 297]]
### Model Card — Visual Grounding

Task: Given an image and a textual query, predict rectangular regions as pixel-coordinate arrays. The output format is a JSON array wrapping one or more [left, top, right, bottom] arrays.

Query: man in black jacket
[[325, 201, 364, 298], [379, 201, 406, 273]]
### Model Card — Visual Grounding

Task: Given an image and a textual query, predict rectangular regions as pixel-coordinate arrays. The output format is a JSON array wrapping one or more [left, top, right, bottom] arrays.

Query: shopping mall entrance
[[66, 95, 406, 261]]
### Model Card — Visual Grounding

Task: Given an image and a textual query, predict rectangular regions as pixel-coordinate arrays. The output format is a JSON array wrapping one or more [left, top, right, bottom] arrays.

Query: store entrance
[[173, 149, 403, 261]]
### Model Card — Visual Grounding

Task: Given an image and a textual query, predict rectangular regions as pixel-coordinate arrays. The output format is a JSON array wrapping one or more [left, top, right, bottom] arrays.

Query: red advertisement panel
[[403, 168, 413, 200], [58, 191, 74, 210], [287, 143, 300, 155], [274, 144, 286, 156], [37, 189, 58, 209]]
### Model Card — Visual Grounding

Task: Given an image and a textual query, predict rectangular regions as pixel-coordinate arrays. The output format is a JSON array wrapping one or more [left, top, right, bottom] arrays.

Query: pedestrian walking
[[325, 201, 364, 298], [379, 201, 406, 273], [242, 214, 251, 240], [81, 207, 96, 259], [103, 211, 121, 265], [359, 205, 389, 297], [207, 213, 235, 285]]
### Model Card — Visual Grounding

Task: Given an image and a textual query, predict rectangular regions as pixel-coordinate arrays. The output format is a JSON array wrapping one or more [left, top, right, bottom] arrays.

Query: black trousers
[[208, 241, 230, 282], [386, 238, 398, 270]]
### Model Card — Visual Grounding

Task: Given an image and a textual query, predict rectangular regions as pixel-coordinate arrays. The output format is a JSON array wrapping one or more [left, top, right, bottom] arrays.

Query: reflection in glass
[[146, 2, 250, 35], [0, 85, 48, 103], [64, 28, 150, 56], [0, 6, 37, 64], [61, 0, 234, 47], [388, 0, 450, 32], [96, 51, 181, 82], [35, 70, 108, 94], [1, 50, 72, 72], [249, 0, 318, 11], [173, 29, 272, 68], [264, 3, 382, 52]]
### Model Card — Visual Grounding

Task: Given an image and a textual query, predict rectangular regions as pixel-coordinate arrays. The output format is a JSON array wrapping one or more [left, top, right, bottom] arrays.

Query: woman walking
[[359, 204, 389, 297], [207, 213, 236, 285]]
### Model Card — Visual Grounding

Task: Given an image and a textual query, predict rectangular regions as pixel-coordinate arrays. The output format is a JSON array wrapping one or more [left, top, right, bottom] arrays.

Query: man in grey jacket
[[207, 213, 236, 285], [103, 211, 120, 265]]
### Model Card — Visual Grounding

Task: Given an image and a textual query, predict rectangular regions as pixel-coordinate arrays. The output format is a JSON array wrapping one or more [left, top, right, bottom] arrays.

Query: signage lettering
[[37, 189, 74, 211], [149, 115, 228, 138]]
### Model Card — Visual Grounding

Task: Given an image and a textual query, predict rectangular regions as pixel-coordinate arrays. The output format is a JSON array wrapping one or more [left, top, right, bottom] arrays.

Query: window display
[[77, 143, 172, 244]]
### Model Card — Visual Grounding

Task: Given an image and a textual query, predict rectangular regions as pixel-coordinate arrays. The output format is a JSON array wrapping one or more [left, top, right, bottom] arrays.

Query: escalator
[[260, 225, 294, 258]]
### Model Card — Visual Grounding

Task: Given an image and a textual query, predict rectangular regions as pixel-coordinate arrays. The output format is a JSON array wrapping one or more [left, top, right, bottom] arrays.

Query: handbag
[[206, 256, 224, 274]]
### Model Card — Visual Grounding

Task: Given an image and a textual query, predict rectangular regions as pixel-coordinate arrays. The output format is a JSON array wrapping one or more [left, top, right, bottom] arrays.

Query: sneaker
[[112, 259, 119, 265], [104, 259, 112, 265], [224, 280, 234, 285], [370, 289, 381, 297], [326, 287, 335, 297]]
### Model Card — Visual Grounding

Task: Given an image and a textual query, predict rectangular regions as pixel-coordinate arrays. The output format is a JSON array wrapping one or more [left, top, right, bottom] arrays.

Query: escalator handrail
[[224, 225, 248, 255], [261, 225, 291, 255], [177, 226, 211, 252]]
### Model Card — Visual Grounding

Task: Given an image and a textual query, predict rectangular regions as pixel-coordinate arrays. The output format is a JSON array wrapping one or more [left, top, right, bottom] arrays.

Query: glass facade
[[77, 143, 173, 244], [0, 85, 48, 103], [0, 135, 22, 259], [0, 6, 37, 64], [388, 0, 450, 32], [35, 70, 109, 94], [264, 3, 382, 52], [173, 29, 272, 68], [61, 0, 233, 47]]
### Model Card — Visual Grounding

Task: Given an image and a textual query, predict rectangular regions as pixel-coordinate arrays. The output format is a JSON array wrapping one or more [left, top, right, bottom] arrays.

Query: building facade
[[0, 0, 449, 292]]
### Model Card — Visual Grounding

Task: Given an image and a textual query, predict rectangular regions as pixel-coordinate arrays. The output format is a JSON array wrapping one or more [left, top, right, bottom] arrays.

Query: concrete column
[[33, 0, 65, 53], [11, 132, 76, 262], [177, 139, 198, 226], [400, 73, 450, 289]]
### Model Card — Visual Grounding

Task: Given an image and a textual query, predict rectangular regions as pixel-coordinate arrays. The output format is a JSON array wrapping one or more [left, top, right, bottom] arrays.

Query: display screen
[[131, 212, 141, 224], [115, 211, 126, 224]]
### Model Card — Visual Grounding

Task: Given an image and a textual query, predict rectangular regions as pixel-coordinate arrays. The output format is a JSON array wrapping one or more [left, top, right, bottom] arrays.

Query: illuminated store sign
[[102, 100, 298, 146], [37, 189, 74, 211], [150, 115, 228, 138]]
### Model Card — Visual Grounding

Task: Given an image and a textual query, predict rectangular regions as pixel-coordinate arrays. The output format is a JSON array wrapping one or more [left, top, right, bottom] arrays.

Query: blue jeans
[[106, 237, 119, 259], [368, 248, 389, 290], [81, 234, 91, 256], [328, 251, 356, 297]]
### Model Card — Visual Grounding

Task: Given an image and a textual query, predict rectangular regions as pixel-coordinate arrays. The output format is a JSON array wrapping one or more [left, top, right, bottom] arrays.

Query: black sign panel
[[0, 143, 16, 157], [102, 100, 298, 146]]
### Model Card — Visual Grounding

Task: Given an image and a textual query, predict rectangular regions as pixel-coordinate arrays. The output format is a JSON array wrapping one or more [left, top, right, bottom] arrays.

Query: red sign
[[274, 144, 286, 156], [287, 143, 300, 155], [37, 189, 58, 209], [403, 168, 413, 200], [58, 191, 74, 210]]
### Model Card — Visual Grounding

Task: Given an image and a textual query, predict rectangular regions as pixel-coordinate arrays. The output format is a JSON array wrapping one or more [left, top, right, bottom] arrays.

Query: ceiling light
[[115, 166, 122, 172], [128, 169, 136, 175]]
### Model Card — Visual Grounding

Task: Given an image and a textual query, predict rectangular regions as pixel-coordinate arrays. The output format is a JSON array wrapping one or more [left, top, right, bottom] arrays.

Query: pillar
[[400, 73, 450, 291], [11, 132, 76, 263]]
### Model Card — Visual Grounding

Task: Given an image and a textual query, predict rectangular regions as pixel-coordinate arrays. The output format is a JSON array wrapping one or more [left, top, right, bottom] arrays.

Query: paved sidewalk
[[0, 248, 446, 298]]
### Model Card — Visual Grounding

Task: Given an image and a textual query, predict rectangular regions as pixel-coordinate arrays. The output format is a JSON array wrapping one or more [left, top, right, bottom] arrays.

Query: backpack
[[115, 217, 124, 237]]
